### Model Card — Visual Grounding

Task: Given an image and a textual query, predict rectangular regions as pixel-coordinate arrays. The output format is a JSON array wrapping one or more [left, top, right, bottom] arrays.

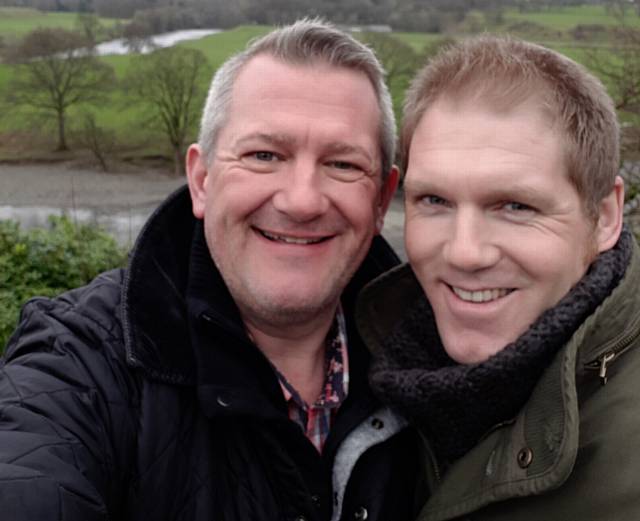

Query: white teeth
[[261, 230, 324, 245], [452, 287, 511, 303]]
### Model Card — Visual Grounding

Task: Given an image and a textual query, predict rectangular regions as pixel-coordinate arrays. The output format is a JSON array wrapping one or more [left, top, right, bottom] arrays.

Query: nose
[[271, 160, 330, 222], [443, 209, 500, 272]]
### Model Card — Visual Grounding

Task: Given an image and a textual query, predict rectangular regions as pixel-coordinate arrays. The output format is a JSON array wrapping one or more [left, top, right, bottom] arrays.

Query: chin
[[443, 339, 506, 365]]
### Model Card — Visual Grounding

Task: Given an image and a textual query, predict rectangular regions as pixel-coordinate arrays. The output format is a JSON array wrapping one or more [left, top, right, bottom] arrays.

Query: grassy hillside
[[392, 31, 446, 51], [180, 25, 272, 67], [1, 5, 639, 162], [503, 4, 640, 30], [0, 25, 272, 159], [0, 7, 120, 41]]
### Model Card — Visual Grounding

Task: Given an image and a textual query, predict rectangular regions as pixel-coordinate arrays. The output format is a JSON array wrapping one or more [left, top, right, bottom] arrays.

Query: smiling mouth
[[257, 229, 330, 245], [451, 286, 514, 303]]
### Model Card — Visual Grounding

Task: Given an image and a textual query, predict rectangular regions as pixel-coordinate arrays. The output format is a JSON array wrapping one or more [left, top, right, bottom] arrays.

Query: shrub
[[0, 216, 127, 352]]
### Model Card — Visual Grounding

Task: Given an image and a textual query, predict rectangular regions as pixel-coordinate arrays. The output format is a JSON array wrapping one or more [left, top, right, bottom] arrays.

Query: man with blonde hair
[[358, 35, 639, 519], [0, 20, 420, 521]]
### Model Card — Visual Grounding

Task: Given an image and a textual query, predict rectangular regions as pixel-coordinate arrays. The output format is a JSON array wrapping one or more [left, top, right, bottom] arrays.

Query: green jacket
[[358, 240, 640, 521]]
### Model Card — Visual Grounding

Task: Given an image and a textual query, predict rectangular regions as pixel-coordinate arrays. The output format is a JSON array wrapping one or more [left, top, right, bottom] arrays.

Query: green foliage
[[0, 216, 126, 352]]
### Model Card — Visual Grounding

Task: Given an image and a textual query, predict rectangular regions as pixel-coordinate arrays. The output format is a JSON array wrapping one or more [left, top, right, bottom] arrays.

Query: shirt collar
[[276, 303, 350, 410]]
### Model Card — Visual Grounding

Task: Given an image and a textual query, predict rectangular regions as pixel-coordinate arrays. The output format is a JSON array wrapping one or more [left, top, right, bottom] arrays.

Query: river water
[[94, 29, 221, 56]]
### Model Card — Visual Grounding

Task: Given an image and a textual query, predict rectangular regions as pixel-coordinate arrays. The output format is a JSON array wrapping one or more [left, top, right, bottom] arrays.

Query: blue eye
[[504, 201, 533, 212], [330, 161, 358, 170], [253, 151, 278, 161], [422, 195, 447, 206], [325, 160, 367, 182]]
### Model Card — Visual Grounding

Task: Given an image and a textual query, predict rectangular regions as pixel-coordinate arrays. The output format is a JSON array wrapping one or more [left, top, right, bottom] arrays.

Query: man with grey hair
[[0, 20, 419, 521]]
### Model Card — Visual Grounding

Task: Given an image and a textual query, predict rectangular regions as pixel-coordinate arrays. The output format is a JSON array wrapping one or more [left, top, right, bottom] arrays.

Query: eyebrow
[[235, 133, 376, 165], [234, 132, 296, 148], [404, 177, 549, 203], [324, 142, 375, 162]]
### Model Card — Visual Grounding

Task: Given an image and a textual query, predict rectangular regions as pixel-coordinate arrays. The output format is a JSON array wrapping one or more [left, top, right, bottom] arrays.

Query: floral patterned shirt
[[274, 304, 349, 453]]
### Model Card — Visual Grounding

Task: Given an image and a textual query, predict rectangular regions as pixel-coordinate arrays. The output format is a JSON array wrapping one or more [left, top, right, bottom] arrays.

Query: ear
[[186, 144, 209, 219], [375, 165, 400, 234], [595, 175, 625, 254]]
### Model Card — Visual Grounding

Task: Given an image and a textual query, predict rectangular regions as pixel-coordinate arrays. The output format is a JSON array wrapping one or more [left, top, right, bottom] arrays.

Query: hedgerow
[[0, 216, 126, 352]]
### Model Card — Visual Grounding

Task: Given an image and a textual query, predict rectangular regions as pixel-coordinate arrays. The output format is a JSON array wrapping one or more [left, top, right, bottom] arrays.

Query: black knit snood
[[369, 228, 633, 469]]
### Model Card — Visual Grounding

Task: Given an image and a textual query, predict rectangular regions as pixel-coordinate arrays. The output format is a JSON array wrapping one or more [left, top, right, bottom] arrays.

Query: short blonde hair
[[402, 35, 619, 219]]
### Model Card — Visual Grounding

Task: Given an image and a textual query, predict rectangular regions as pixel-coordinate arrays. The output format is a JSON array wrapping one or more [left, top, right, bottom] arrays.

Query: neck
[[244, 307, 337, 405]]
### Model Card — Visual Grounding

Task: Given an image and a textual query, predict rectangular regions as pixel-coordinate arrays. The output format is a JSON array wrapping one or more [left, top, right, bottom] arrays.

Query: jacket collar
[[122, 185, 400, 396]]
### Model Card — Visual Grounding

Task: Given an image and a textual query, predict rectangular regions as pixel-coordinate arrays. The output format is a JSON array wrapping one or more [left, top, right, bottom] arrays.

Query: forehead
[[406, 98, 569, 192], [423, 94, 556, 138], [220, 54, 382, 159], [231, 54, 378, 113], [411, 97, 561, 162]]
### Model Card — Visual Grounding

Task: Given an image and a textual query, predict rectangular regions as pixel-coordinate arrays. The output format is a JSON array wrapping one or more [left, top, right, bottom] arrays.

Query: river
[[94, 29, 221, 56]]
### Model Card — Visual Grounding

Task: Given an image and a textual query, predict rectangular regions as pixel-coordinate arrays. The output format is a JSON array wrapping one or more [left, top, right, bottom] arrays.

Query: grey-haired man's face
[[188, 55, 397, 328]]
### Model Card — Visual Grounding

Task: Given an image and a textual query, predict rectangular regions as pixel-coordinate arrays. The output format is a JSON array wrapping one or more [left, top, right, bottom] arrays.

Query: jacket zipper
[[419, 431, 442, 485], [584, 324, 640, 385]]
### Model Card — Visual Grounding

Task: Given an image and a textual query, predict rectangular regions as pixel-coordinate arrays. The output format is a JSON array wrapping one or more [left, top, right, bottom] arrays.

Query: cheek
[[329, 183, 379, 228], [405, 219, 438, 264], [210, 179, 274, 223]]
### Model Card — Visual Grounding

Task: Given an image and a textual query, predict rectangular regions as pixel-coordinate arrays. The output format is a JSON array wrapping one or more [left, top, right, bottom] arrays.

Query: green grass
[[386, 31, 447, 52], [180, 25, 272, 67], [503, 5, 640, 31], [1, 6, 639, 161], [0, 25, 273, 158], [0, 7, 120, 42], [97, 26, 271, 145]]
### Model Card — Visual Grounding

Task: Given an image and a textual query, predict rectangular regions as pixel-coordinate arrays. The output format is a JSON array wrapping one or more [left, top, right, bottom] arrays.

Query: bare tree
[[74, 12, 105, 46], [75, 112, 116, 172], [124, 47, 209, 175], [5, 28, 115, 151], [584, 6, 640, 163], [587, 1, 640, 236]]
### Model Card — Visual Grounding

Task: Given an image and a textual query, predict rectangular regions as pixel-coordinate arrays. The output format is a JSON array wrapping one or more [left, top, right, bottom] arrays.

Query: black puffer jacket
[[0, 187, 419, 521]]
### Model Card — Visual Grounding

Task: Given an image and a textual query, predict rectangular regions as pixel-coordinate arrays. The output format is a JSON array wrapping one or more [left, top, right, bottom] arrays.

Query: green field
[[387, 31, 447, 51], [0, 7, 120, 41], [0, 25, 271, 157], [0, 4, 638, 161], [503, 4, 640, 30], [180, 25, 272, 67]]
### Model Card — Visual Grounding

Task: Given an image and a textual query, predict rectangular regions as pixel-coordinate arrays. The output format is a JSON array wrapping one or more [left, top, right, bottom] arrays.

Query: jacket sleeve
[[0, 275, 138, 521]]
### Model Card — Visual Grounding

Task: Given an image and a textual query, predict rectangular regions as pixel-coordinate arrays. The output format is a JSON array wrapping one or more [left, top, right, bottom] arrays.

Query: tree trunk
[[56, 109, 68, 151], [173, 145, 184, 176]]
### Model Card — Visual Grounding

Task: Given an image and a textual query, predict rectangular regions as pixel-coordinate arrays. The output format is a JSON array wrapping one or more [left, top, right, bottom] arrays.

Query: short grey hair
[[198, 18, 396, 180]]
